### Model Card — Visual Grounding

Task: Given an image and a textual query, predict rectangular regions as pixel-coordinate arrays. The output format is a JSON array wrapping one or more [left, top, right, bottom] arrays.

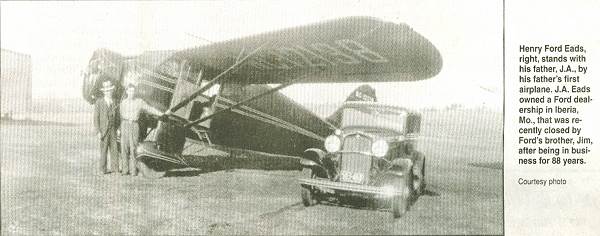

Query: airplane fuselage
[[210, 84, 331, 157], [126, 61, 333, 158]]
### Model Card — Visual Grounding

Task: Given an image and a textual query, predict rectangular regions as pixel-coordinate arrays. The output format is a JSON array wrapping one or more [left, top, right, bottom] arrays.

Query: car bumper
[[298, 178, 401, 196]]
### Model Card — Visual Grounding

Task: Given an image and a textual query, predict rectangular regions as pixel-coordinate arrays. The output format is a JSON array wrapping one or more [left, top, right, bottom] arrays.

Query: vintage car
[[298, 101, 426, 218]]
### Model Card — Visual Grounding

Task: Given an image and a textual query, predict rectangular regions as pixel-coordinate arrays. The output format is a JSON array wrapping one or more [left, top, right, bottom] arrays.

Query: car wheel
[[138, 160, 166, 179], [301, 168, 317, 206], [419, 160, 427, 195], [412, 169, 424, 195], [392, 177, 410, 218], [301, 186, 316, 206]]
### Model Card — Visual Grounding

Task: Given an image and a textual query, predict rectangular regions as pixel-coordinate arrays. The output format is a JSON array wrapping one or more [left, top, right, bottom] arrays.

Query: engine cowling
[[82, 49, 124, 104]]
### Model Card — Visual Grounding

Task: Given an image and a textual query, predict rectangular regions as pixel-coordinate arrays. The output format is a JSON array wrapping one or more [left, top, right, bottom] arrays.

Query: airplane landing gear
[[138, 159, 167, 179]]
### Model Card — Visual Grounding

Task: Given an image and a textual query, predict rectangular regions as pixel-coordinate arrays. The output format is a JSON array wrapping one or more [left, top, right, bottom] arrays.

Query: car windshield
[[340, 105, 406, 133]]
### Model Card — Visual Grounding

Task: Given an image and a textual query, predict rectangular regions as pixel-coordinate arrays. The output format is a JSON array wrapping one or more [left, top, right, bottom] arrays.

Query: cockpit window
[[157, 58, 208, 86]]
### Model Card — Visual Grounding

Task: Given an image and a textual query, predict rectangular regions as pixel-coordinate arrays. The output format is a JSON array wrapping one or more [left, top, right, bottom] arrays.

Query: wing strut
[[184, 81, 294, 128], [168, 44, 266, 113]]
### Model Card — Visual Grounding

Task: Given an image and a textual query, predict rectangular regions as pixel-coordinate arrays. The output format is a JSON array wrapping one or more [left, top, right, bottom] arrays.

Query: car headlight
[[371, 139, 389, 157], [324, 135, 341, 153]]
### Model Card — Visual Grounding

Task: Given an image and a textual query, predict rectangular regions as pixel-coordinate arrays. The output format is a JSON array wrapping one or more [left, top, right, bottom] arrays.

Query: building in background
[[1, 49, 32, 119]]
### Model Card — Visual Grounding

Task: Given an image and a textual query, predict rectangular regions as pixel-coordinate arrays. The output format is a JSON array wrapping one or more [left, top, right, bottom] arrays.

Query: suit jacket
[[94, 98, 120, 139]]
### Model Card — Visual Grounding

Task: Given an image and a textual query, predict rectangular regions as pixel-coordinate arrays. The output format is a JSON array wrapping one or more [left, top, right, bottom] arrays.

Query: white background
[[505, 0, 600, 235]]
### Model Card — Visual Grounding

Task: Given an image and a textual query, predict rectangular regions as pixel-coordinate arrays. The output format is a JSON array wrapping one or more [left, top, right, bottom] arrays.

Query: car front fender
[[299, 158, 319, 167], [304, 148, 326, 163], [301, 148, 330, 178]]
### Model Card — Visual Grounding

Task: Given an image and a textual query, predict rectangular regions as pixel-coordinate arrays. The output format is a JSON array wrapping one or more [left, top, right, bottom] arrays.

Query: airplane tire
[[138, 160, 166, 179]]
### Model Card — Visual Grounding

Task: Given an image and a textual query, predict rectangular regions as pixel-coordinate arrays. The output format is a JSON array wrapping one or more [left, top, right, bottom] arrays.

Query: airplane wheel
[[138, 160, 166, 179], [391, 177, 410, 218]]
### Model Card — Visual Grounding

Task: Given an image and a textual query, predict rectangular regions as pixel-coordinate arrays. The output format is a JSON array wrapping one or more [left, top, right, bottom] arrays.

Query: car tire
[[412, 169, 424, 196], [301, 186, 315, 206], [392, 177, 410, 218], [301, 168, 317, 206], [138, 160, 166, 179], [420, 160, 427, 195]]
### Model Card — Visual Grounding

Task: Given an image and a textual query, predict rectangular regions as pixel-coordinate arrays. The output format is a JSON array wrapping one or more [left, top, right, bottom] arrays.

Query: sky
[[1, 0, 503, 110]]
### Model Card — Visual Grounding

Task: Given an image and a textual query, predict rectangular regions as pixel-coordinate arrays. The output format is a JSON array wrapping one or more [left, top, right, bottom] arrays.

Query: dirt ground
[[1, 115, 502, 235]]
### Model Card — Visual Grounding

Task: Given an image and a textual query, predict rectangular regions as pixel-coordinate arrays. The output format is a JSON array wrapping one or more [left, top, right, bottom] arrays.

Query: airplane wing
[[170, 16, 442, 84]]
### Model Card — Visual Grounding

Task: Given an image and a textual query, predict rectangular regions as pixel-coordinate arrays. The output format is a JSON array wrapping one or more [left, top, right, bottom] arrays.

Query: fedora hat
[[100, 80, 115, 92]]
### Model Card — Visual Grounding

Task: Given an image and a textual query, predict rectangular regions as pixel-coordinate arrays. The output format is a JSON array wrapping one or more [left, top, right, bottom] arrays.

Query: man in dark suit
[[94, 80, 120, 174]]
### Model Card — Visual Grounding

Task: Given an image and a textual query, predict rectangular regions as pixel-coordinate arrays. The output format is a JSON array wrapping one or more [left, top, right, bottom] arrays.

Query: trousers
[[99, 130, 119, 173], [120, 121, 140, 175]]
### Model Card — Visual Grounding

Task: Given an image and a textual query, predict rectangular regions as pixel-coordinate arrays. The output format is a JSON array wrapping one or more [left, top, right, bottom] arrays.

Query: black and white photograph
[[2, 0, 505, 235]]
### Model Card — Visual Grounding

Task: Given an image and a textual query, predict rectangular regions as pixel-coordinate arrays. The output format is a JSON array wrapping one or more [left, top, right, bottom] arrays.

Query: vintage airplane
[[81, 16, 442, 178]]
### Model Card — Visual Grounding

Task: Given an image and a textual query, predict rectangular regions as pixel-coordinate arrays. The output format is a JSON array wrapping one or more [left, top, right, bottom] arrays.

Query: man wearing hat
[[93, 80, 120, 174], [120, 83, 165, 176]]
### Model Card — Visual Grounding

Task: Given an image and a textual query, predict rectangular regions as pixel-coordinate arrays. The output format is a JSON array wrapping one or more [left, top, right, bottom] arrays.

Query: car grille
[[339, 134, 372, 184]]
